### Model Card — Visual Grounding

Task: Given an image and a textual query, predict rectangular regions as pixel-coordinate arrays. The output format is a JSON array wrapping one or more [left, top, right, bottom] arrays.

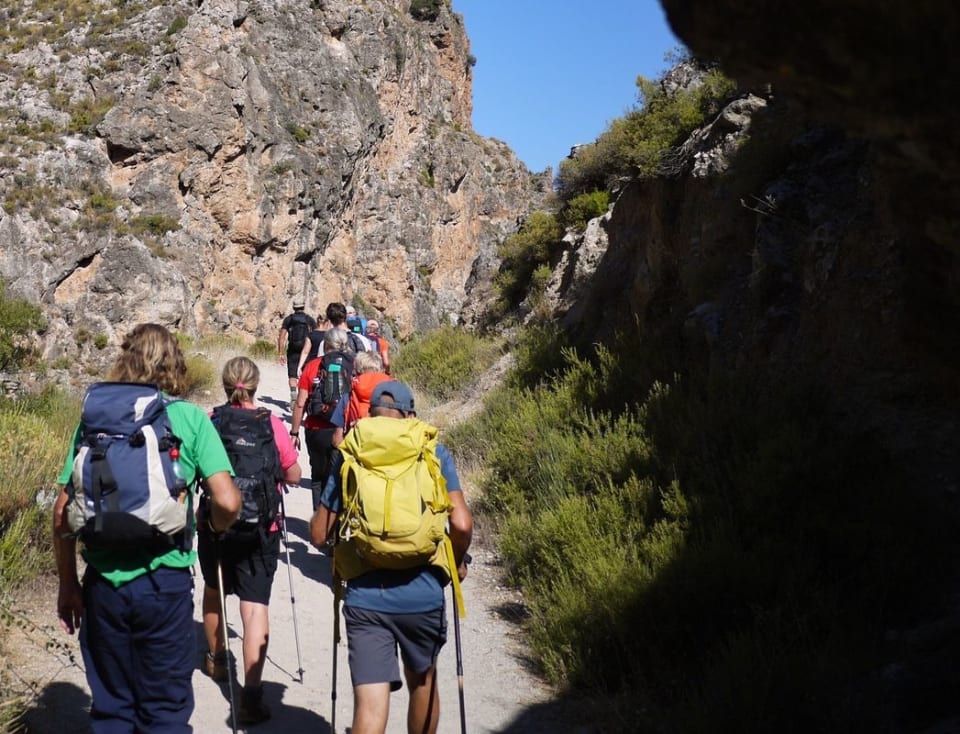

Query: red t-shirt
[[298, 357, 334, 430]]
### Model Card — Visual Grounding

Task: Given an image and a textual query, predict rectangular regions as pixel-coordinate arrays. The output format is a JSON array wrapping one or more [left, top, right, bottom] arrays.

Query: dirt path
[[9, 357, 570, 733]]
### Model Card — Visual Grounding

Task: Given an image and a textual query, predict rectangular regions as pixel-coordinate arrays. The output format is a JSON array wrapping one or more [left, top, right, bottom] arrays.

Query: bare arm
[[205, 471, 241, 533], [282, 460, 302, 486], [277, 328, 288, 363], [52, 486, 83, 635], [448, 492, 473, 580], [310, 504, 337, 547], [331, 426, 344, 448], [289, 387, 308, 435], [298, 340, 311, 374]]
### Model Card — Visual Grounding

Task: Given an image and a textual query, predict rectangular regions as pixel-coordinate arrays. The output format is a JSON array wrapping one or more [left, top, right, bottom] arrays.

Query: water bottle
[[169, 445, 187, 501]]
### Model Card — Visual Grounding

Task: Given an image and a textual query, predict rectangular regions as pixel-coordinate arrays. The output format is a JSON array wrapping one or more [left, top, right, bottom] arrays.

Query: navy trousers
[[80, 566, 195, 733]]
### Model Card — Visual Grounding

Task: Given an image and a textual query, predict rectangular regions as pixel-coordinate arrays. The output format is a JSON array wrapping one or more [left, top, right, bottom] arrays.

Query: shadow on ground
[[258, 394, 292, 423], [21, 680, 92, 733]]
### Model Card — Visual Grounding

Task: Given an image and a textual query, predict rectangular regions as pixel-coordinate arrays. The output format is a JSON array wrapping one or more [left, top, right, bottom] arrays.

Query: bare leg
[[238, 600, 270, 688], [352, 682, 391, 734], [202, 584, 223, 655], [404, 665, 439, 734]]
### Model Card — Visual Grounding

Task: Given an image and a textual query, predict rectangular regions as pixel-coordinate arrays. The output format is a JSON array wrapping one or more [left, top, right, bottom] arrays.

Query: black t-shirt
[[304, 329, 326, 362], [282, 312, 316, 351]]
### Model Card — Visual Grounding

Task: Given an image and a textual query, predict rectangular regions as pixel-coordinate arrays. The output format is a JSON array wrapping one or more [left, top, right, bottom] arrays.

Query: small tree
[[0, 280, 46, 370]]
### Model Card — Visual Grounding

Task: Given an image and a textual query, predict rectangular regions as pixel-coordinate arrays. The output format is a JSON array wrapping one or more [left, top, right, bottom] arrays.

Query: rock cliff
[[0, 0, 540, 364]]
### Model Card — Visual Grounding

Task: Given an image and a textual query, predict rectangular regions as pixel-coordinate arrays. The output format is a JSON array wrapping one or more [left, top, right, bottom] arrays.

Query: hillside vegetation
[[447, 57, 953, 731]]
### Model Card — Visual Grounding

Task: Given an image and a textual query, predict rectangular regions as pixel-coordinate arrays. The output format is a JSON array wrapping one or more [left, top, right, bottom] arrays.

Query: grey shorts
[[344, 606, 447, 691]]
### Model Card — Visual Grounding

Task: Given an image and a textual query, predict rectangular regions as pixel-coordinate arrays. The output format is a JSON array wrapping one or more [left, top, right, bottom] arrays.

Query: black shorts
[[344, 606, 447, 691], [286, 349, 302, 379], [197, 529, 280, 605]]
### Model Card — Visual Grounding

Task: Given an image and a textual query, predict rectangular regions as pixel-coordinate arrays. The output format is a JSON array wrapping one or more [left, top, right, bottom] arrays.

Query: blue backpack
[[65, 383, 193, 551]]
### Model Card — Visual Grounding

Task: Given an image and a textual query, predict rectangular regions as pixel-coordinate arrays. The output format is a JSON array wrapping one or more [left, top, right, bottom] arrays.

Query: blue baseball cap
[[370, 381, 415, 414]]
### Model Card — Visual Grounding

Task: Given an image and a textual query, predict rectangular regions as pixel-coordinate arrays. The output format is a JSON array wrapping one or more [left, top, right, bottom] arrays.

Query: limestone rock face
[[0, 0, 539, 364]]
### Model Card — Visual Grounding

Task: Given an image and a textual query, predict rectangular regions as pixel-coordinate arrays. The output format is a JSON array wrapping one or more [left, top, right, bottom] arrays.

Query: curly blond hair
[[107, 323, 187, 395]]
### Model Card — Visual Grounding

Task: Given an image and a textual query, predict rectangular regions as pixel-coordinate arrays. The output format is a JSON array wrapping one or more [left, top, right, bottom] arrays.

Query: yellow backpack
[[334, 416, 453, 574]]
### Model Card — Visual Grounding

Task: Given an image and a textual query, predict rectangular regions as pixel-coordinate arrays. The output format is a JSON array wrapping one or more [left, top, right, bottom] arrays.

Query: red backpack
[[345, 372, 392, 431]]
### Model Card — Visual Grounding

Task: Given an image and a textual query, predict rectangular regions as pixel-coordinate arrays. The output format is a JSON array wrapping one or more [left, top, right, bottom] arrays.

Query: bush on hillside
[[0, 388, 80, 588], [558, 190, 609, 232], [491, 211, 563, 320], [457, 330, 951, 731], [556, 67, 736, 199], [391, 326, 500, 402], [0, 280, 46, 370], [248, 339, 276, 359]]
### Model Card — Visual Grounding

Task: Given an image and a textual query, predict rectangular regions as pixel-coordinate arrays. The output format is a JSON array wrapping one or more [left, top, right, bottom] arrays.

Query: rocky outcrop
[[538, 9, 960, 726], [0, 0, 539, 366]]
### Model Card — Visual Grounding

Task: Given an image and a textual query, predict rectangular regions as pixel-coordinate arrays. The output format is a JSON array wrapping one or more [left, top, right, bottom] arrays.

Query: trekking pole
[[279, 488, 305, 682], [216, 551, 238, 734], [452, 552, 471, 734], [331, 577, 341, 734]]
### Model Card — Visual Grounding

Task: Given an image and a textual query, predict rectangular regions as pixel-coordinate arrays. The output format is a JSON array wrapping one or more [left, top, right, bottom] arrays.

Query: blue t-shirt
[[329, 392, 349, 430], [321, 441, 461, 614]]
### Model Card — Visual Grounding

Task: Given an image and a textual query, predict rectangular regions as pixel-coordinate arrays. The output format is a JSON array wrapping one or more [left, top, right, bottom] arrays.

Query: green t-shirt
[[59, 398, 234, 588]]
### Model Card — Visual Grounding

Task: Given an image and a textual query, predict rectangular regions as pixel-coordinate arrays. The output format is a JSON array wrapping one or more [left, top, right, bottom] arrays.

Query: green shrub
[[391, 326, 499, 402], [0, 280, 45, 370], [559, 190, 609, 231], [182, 352, 216, 396], [556, 67, 736, 199], [129, 213, 180, 236], [66, 95, 115, 135], [166, 15, 187, 35], [93, 333, 109, 350], [285, 123, 309, 143], [493, 211, 563, 316], [456, 327, 951, 730], [248, 339, 275, 359], [0, 388, 80, 589]]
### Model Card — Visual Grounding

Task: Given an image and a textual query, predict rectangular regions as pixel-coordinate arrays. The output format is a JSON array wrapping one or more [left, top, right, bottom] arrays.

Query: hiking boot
[[238, 685, 271, 725], [203, 651, 227, 682]]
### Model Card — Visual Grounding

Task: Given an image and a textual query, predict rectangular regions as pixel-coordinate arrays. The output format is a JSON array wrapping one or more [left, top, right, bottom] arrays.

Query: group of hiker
[[52, 315, 472, 734]]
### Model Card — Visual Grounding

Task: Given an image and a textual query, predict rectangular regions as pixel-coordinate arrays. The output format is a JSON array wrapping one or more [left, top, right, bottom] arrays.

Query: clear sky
[[452, 1, 682, 173]]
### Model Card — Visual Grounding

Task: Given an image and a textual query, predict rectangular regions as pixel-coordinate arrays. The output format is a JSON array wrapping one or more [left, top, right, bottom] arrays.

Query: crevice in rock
[[106, 141, 139, 166]]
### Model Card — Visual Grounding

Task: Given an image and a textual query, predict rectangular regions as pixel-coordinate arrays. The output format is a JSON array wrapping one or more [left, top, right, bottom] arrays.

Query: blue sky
[[452, 1, 682, 173]]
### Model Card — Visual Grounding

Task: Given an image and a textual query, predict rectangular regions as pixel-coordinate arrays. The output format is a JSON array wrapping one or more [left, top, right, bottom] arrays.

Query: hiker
[[327, 301, 370, 354], [364, 319, 391, 374], [298, 315, 330, 373], [330, 350, 390, 448], [278, 297, 316, 402], [290, 328, 353, 510], [345, 304, 367, 336], [310, 381, 473, 734], [52, 323, 242, 734], [198, 356, 302, 724]]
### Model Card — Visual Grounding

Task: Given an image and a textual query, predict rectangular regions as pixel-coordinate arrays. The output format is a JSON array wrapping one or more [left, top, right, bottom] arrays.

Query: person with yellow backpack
[[309, 381, 473, 734]]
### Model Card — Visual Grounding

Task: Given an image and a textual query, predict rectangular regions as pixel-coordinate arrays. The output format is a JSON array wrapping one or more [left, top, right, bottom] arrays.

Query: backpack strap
[[422, 446, 466, 618]]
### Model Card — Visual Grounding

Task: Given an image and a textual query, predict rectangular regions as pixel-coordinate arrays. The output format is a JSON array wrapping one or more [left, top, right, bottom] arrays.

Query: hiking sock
[[203, 651, 228, 682], [238, 685, 271, 724]]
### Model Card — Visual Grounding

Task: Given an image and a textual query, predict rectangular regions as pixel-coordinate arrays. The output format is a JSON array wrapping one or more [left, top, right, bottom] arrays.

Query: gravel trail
[[10, 357, 567, 733]]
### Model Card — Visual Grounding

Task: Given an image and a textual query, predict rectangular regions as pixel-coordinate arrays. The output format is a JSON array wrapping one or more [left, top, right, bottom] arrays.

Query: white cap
[[346, 305, 357, 315]]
